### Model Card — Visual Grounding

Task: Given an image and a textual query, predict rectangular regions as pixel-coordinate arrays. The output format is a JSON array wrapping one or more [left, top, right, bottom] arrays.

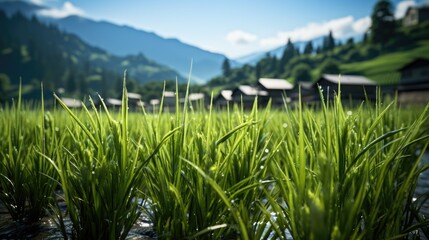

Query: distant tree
[[304, 41, 314, 54], [295, 46, 301, 56], [320, 58, 340, 75], [222, 57, 231, 77], [280, 38, 296, 69], [0, 73, 10, 101], [363, 32, 369, 44], [255, 62, 261, 81], [346, 37, 354, 46], [66, 70, 77, 93], [292, 63, 312, 82], [323, 30, 336, 51], [370, 0, 396, 45]]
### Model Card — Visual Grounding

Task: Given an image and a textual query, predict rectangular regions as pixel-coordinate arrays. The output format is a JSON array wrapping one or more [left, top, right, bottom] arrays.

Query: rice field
[[1, 83, 429, 239]]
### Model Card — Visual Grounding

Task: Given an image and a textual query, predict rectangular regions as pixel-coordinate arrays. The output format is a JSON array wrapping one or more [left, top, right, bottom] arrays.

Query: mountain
[[0, 0, 235, 83], [52, 16, 233, 83], [0, 9, 183, 101]]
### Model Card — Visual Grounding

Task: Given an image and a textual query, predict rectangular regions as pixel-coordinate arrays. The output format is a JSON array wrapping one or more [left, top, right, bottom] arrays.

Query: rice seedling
[[259, 88, 429, 239], [0, 84, 58, 222], [0, 80, 428, 240], [44, 78, 178, 239]]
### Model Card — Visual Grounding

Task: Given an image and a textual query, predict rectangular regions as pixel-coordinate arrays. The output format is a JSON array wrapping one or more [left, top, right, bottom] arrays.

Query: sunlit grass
[[0, 81, 428, 239]]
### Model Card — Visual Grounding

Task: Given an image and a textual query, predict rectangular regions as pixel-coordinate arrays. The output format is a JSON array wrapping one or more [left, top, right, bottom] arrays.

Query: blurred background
[[0, 0, 428, 105]]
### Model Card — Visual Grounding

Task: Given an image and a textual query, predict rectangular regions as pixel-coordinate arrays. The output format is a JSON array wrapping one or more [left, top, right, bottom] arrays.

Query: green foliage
[[304, 40, 314, 54], [222, 57, 231, 77], [0, 10, 181, 101], [370, 0, 396, 45], [323, 30, 336, 51], [320, 58, 341, 75], [1, 85, 429, 239], [291, 63, 312, 82]]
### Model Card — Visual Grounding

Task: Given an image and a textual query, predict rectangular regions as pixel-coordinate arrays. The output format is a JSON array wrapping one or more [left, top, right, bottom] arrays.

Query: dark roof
[[319, 74, 376, 86], [398, 58, 429, 71]]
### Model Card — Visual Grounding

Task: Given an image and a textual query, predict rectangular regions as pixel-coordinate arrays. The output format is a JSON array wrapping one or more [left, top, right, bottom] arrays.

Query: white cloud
[[395, 0, 416, 19], [28, 0, 58, 6], [226, 30, 258, 45], [37, 1, 85, 18], [29, 0, 46, 5], [259, 15, 371, 48]]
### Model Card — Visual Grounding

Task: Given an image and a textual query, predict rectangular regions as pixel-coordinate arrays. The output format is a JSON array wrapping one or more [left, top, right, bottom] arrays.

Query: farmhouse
[[397, 58, 429, 105], [403, 6, 429, 27], [214, 90, 232, 108], [231, 85, 268, 108], [60, 97, 82, 108], [257, 78, 293, 105], [316, 74, 377, 102]]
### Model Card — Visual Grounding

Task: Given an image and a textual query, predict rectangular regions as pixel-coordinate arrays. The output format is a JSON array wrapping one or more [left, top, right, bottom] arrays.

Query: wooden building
[[257, 78, 293, 105], [397, 58, 429, 105], [231, 85, 268, 108], [403, 6, 429, 27], [214, 90, 232, 108], [316, 74, 377, 102]]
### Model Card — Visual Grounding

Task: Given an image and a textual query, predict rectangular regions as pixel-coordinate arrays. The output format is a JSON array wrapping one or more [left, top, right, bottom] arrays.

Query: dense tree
[[222, 57, 231, 77], [255, 62, 261, 81], [346, 37, 354, 46], [280, 38, 296, 70], [292, 63, 312, 82], [323, 30, 336, 51], [304, 41, 314, 54], [320, 58, 340, 75], [370, 0, 396, 45]]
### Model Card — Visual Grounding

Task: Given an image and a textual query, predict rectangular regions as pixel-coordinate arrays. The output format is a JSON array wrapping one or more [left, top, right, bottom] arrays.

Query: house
[[316, 74, 377, 102], [180, 93, 206, 109], [397, 58, 429, 105], [104, 98, 122, 109], [231, 85, 268, 108], [398, 58, 429, 85], [214, 90, 232, 108], [127, 92, 143, 110], [403, 6, 429, 27], [257, 78, 293, 105], [291, 81, 318, 104], [161, 91, 176, 112], [60, 97, 82, 108]]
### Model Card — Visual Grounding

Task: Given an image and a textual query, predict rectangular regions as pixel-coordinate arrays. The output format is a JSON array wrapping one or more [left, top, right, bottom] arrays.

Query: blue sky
[[30, 0, 425, 58]]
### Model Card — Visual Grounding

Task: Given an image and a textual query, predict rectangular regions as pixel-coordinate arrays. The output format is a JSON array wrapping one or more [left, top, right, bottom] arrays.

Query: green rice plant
[[0, 84, 59, 222], [143, 95, 277, 239], [45, 78, 178, 239], [261, 87, 429, 239]]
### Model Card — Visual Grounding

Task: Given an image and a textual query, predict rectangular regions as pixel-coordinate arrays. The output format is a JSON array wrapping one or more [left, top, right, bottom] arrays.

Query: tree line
[[210, 0, 427, 88]]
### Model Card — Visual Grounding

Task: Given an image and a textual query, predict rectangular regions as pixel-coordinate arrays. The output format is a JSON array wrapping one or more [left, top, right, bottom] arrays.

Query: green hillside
[[0, 11, 184, 101], [208, 19, 429, 92]]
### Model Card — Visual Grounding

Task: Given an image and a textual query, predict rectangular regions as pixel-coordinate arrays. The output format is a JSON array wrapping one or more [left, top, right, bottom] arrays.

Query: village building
[[397, 58, 429, 105], [161, 91, 177, 112], [127, 92, 143, 110], [316, 74, 377, 102], [60, 97, 82, 108], [231, 85, 268, 108], [257, 78, 293, 105], [214, 90, 232, 108], [104, 98, 122, 109], [403, 6, 429, 27], [291, 81, 319, 104]]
